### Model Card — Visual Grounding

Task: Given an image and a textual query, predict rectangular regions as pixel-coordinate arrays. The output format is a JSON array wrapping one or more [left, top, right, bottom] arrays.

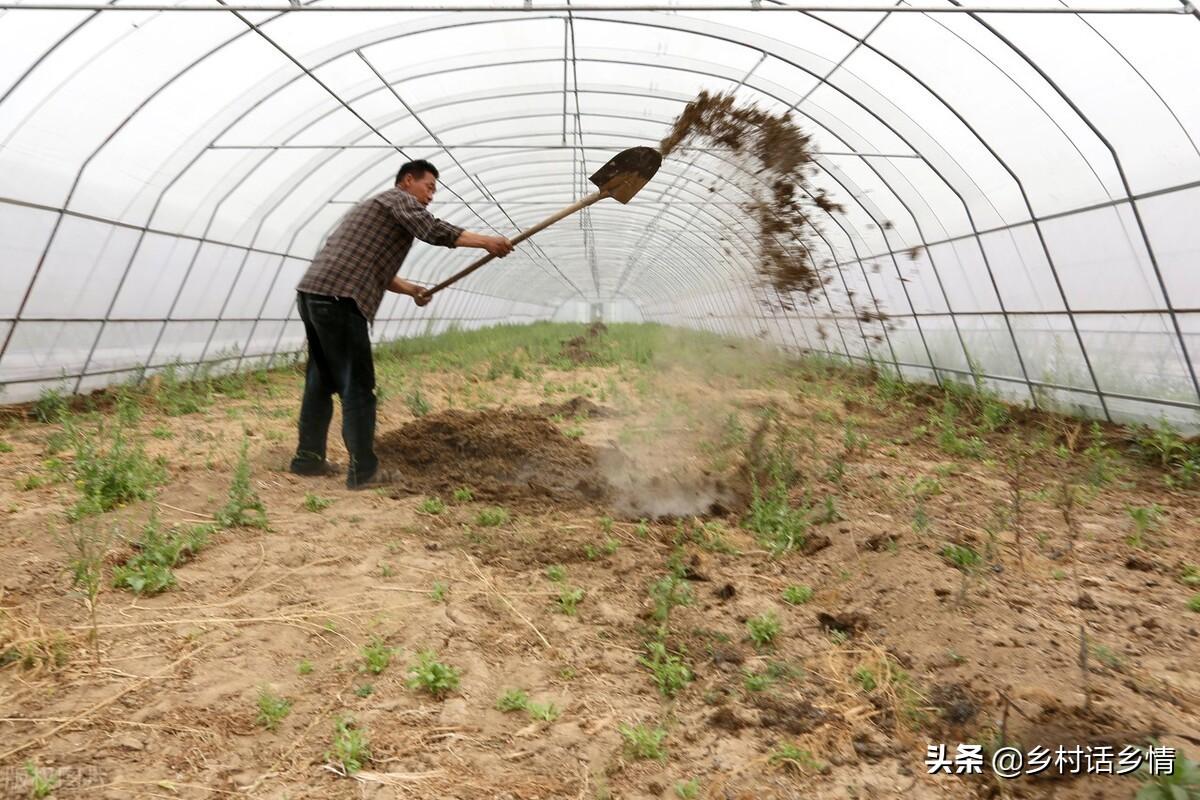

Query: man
[[289, 159, 513, 488]]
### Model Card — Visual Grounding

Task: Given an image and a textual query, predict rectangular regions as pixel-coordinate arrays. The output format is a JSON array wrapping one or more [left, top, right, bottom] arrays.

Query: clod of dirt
[[376, 408, 607, 506], [928, 683, 979, 727], [801, 533, 832, 555], [710, 644, 747, 667], [864, 532, 902, 551], [536, 396, 612, 420], [559, 335, 601, 366], [817, 610, 870, 638], [715, 583, 737, 601], [1015, 700, 1151, 781], [1124, 555, 1156, 572], [751, 693, 828, 734], [709, 706, 751, 732], [1074, 592, 1099, 610]]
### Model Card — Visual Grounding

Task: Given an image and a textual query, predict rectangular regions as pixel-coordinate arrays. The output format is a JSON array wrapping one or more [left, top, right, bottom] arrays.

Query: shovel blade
[[588, 146, 662, 204]]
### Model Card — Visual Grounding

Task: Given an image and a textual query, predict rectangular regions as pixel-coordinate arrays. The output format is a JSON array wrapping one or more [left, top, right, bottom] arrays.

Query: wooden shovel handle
[[420, 189, 607, 299]]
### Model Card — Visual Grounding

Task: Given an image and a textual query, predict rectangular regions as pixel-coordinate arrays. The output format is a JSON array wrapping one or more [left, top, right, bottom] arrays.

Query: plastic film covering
[[0, 1, 1197, 429]]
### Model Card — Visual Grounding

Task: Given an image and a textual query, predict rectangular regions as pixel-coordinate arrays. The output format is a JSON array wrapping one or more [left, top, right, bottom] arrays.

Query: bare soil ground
[[1, 324, 1198, 800]]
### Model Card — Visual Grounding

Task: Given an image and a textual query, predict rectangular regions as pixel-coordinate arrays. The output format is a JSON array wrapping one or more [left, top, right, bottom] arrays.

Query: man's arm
[[388, 275, 431, 306], [383, 191, 513, 257], [454, 230, 514, 258]]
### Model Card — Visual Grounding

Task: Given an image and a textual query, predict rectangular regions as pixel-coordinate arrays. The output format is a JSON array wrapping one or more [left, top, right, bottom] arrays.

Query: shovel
[[418, 146, 662, 299]]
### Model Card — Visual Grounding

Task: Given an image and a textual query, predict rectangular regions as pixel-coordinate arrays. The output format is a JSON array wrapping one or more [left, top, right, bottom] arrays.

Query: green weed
[[557, 586, 585, 616], [746, 613, 781, 648], [303, 492, 333, 512], [618, 722, 667, 761], [1126, 504, 1162, 548], [782, 584, 813, 605], [215, 438, 268, 529], [24, 760, 59, 798], [256, 686, 292, 731], [476, 507, 509, 527], [769, 743, 824, 774], [545, 564, 567, 583], [360, 636, 394, 674], [419, 497, 445, 515], [638, 641, 692, 698], [406, 650, 461, 697], [452, 486, 474, 503], [674, 778, 701, 799], [328, 717, 370, 774], [430, 581, 448, 603], [496, 688, 530, 712]]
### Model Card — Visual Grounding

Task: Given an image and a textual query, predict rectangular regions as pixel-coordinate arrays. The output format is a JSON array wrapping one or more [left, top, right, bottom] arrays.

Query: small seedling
[[770, 743, 823, 773], [743, 670, 775, 692], [360, 636, 393, 675], [545, 564, 567, 583], [496, 688, 530, 712], [354, 684, 374, 698], [1189, 594, 1200, 613], [746, 613, 781, 648], [1135, 747, 1200, 799], [675, 779, 701, 799], [649, 574, 693, 624], [406, 650, 461, 697], [557, 586, 585, 615], [328, 717, 370, 775], [1181, 564, 1200, 588], [618, 722, 668, 761], [216, 438, 268, 529], [58, 521, 113, 662], [476, 507, 509, 527], [940, 543, 982, 571], [24, 760, 59, 799], [419, 497, 445, 515], [782, 584, 813, 605], [452, 486, 474, 503], [379, 563, 395, 578], [405, 386, 431, 417], [526, 701, 560, 722], [297, 659, 314, 675], [1126, 504, 1162, 548], [638, 641, 692, 698], [255, 686, 292, 731], [430, 581, 448, 602], [303, 492, 333, 512]]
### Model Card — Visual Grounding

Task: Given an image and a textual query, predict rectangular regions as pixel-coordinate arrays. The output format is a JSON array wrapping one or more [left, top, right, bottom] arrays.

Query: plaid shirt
[[297, 187, 464, 322]]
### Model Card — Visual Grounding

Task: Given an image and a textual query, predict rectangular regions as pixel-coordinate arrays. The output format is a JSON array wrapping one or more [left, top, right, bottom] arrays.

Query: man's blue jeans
[[290, 291, 379, 487]]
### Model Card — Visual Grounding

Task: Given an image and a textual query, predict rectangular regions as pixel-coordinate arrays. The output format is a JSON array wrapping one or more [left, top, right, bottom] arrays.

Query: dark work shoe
[[347, 467, 399, 491], [290, 458, 341, 477]]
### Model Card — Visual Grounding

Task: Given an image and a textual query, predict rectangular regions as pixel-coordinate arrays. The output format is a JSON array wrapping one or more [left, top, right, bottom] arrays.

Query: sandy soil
[[1, 328, 1198, 800]]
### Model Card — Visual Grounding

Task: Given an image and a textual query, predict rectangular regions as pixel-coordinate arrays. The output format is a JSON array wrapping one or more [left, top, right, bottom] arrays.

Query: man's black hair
[[396, 159, 439, 185]]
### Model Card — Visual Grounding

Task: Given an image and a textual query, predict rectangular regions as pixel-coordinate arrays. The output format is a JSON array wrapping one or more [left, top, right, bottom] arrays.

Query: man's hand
[[483, 236, 514, 258], [412, 292, 431, 307]]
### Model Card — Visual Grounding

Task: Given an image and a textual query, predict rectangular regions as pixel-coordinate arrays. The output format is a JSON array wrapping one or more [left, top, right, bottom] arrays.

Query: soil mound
[[376, 404, 749, 518], [376, 408, 608, 505]]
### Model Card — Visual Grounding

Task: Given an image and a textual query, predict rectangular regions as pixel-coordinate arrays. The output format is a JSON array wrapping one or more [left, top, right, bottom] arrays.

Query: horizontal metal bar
[[0, 3, 1184, 12], [10, 305, 1200, 325], [211, 143, 920, 158]]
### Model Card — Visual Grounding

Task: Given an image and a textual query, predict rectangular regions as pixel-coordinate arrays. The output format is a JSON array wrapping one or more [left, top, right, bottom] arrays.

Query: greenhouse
[[1, 2, 1198, 798]]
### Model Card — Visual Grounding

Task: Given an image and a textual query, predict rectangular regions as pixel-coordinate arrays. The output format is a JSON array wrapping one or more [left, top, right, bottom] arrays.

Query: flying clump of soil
[[660, 91, 890, 328]]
